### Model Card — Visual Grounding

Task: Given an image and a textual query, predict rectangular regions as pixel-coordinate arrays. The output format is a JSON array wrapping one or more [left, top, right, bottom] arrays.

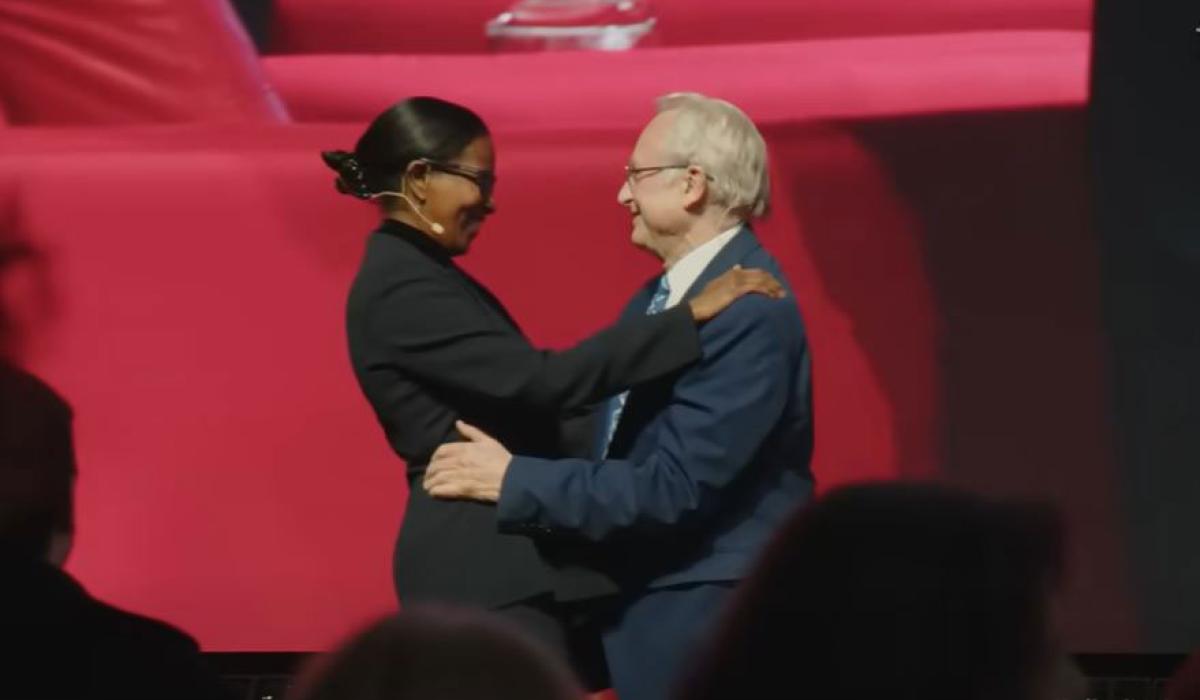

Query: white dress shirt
[[663, 225, 743, 309]]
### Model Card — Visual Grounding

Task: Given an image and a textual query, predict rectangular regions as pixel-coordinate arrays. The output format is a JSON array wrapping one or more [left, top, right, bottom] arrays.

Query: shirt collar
[[662, 225, 743, 306]]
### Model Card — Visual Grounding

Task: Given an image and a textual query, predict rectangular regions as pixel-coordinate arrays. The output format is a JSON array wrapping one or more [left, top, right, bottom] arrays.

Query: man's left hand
[[423, 420, 512, 503]]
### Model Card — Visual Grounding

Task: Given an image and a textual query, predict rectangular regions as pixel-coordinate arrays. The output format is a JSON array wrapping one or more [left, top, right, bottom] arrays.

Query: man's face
[[617, 112, 689, 259]]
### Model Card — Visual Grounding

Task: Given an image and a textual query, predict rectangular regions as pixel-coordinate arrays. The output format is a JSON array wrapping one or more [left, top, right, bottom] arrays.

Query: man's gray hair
[[655, 92, 770, 219]]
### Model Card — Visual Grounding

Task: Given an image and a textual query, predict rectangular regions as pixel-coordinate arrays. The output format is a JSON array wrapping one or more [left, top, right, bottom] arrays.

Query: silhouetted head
[[291, 606, 583, 700], [679, 482, 1084, 700], [322, 97, 495, 256], [0, 364, 76, 564], [1168, 650, 1200, 700]]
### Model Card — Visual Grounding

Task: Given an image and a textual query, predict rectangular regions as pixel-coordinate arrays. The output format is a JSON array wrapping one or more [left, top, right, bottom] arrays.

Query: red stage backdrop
[[0, 113, 1136, 650]]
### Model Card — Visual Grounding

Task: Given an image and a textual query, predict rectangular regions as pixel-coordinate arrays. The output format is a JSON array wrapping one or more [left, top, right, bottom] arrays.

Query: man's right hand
[[688, 265, 786, 322]]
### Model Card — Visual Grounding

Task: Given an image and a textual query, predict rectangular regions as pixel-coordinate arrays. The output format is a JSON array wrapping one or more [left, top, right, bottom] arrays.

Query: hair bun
[[320, 149, 371, 199]]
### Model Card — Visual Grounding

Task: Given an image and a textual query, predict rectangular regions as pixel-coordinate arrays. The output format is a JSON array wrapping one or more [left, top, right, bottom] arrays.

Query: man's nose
[[617, 180, 633, 206]]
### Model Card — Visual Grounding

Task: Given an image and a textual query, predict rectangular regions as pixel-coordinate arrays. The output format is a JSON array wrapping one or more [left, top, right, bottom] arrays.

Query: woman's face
[[421, 135, 496, 256]]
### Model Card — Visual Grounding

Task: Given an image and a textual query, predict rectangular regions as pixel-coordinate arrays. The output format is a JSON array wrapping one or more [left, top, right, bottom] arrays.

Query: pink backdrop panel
[[266, 33, 1089, 129], [0, 0, 286, 125], [270, 0, 1091, 54]]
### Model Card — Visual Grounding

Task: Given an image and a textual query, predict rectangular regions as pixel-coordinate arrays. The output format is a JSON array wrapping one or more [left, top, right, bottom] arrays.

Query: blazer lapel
[[454, 267, 524, 334], [620, 276, 661, 321], [592, 275, 663, 457], [601, 230, 761, 458]]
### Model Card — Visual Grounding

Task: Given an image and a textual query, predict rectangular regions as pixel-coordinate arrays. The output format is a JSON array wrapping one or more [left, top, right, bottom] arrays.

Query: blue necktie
[[600, 275, 671, 457]]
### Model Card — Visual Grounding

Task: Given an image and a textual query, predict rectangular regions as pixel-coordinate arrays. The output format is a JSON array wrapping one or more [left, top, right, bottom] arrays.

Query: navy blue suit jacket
[[498, 228, 814, 590]]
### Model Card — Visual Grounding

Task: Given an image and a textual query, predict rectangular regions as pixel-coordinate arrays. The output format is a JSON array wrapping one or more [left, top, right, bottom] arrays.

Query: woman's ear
[[403, 160, 433, 202]]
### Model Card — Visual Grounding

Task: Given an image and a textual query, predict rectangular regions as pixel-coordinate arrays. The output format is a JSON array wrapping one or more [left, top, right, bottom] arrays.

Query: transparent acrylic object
[[486, 0, 658, 52]]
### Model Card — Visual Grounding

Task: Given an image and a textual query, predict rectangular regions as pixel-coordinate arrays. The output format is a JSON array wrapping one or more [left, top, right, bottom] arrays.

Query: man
[[425, 92, 814, 700]]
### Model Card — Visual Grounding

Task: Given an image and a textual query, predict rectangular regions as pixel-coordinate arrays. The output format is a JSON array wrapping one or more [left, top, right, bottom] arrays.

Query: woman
[[323, 96, 782, 664]]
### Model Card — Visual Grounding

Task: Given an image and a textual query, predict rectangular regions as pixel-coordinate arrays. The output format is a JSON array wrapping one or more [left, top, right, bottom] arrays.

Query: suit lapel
[[620, 276, 661, 321], [594, 275, 662, 458], [602, 228, 762, 458]]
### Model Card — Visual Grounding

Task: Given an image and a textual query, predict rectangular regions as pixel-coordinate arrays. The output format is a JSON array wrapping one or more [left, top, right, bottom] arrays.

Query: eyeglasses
[[624, 164, 714, 188], [625, 164, 687, 186], [426, 160, 496, 200]]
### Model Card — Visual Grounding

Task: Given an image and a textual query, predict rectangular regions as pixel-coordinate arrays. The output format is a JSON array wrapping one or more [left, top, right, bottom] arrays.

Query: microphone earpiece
[[371, 191, 445, 235]]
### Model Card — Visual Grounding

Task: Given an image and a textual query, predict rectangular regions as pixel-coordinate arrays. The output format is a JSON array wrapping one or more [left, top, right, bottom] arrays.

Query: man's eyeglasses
[[624, 164, 714, 188], [426, 160, 496, 200]]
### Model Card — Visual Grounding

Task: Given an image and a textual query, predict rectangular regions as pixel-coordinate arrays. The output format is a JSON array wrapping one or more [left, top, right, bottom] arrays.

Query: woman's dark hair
[[321, 97, 489, 199], [678, 482, 1065, 700], [289, 607, 581, 700]]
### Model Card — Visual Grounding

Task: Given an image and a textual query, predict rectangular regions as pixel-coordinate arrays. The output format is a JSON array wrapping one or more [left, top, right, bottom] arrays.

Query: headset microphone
[[371, 191, 445, 235]]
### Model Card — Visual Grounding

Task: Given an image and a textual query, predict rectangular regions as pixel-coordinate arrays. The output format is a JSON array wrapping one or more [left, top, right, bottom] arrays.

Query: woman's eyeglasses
[[426, 160, 496, 200]]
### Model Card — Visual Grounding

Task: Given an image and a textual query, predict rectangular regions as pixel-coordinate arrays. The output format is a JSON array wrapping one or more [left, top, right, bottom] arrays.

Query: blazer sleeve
[[367, 273, 702, 412], [495, 296, 798, 541]]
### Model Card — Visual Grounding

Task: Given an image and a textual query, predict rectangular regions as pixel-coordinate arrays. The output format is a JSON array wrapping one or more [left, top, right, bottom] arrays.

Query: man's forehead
[[629, 114, 675, 163]]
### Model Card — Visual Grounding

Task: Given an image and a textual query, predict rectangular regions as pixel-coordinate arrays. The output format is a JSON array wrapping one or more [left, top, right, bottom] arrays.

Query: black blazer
[[346, 220, 701, 607]]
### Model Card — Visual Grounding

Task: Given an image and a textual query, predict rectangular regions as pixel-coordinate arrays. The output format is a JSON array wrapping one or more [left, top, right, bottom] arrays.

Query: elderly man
[[425, 93, 814, 700]]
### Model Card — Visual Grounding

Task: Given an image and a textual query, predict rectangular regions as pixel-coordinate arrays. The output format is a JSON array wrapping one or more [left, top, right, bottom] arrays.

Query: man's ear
[[682, 165, 709, 210]]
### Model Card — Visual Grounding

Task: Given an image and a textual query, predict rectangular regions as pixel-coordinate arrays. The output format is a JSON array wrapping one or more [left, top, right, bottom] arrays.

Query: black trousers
[[496, 583, 736, 700], [494, 594, 613, 692]]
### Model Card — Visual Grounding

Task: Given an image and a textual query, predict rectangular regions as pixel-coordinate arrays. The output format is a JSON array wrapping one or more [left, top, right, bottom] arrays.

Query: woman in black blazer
[[323, 97, 780, 670]]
